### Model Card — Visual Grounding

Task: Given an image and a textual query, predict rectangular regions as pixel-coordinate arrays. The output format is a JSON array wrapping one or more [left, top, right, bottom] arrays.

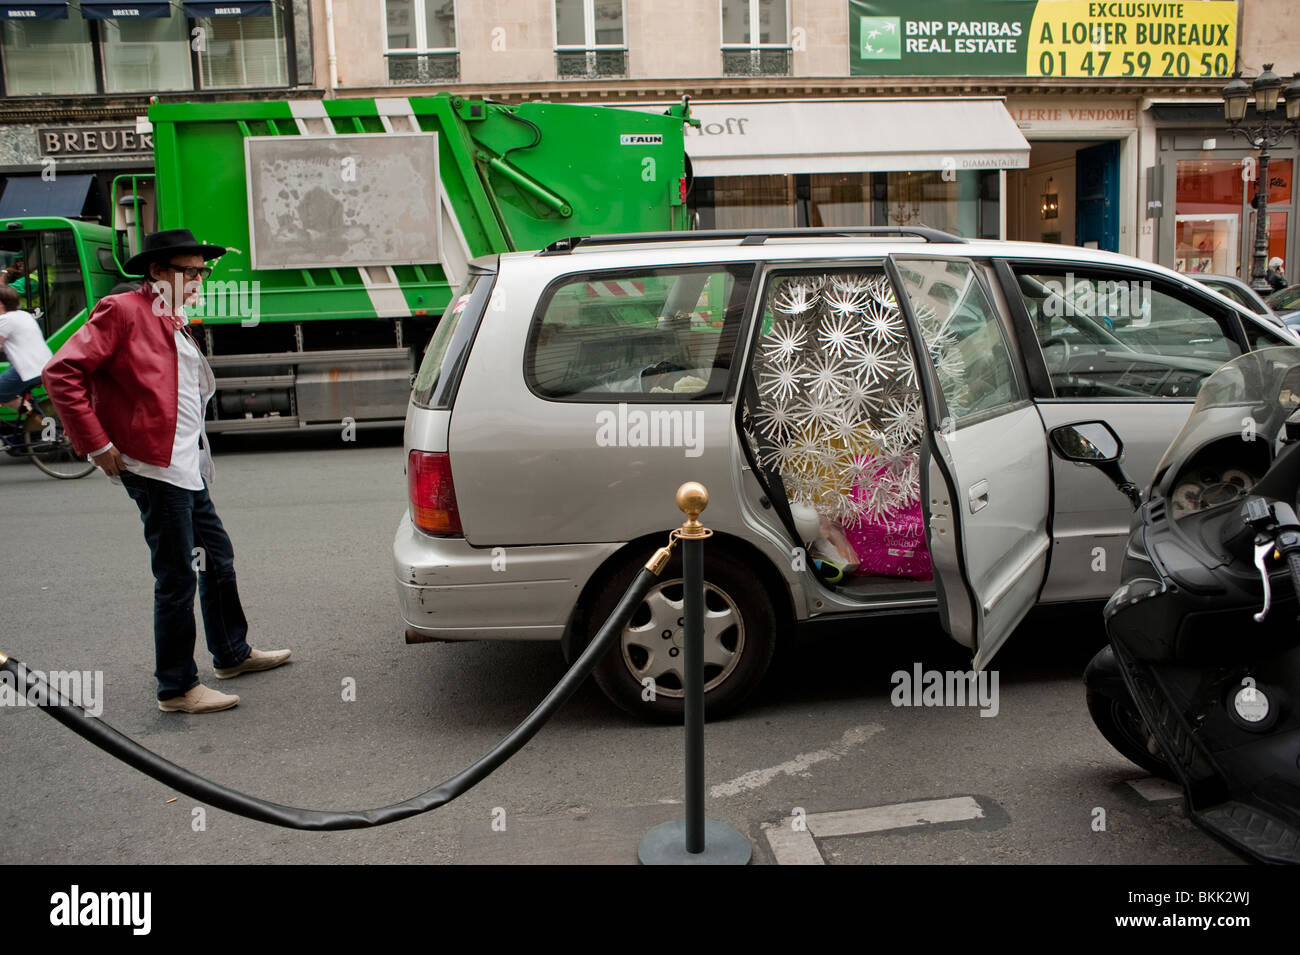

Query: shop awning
[[81, 0, 172, 18], [0, 175, 94, 219], [181, 1, 272, 16], [677, 99, 1030, 176], [0, 0, 67, 20]]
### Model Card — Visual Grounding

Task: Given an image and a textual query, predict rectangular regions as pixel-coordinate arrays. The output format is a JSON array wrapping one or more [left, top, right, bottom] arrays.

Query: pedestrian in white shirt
[[0, 285, 52, 408]]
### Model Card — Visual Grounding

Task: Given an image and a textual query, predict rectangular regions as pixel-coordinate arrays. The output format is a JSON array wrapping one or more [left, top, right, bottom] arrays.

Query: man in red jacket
[[44, 229, 290, 714]]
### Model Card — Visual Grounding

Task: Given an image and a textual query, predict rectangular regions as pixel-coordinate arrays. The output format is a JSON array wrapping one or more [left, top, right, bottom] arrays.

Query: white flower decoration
[[758, 362, 802, 402], [883, 394, 925, 445], [800, 352, 849, 399], [754, 396, 797, 440], [822, 286, 870, 319], [867, 277, 897, 310], [817, 312, 864, 359], [862, 299, 905, 345], [773, 283, 817, 317], [830, 273, 873, 296], [840, 376, 883, 417], [844, 338, 895, 385], [762, 321, 808, 363]]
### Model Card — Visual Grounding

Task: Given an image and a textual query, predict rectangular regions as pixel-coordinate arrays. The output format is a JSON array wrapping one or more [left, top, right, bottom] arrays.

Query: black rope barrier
[[0, 565, 662, 831]]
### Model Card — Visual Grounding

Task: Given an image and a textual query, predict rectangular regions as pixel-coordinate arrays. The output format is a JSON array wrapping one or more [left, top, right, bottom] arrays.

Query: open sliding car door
[[886, 256, 1052, 670]]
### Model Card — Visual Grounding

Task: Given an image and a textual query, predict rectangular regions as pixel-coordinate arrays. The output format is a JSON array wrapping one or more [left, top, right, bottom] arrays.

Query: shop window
[[526, 266, 751, 400], [0, 2, 295, 96], [721, 0, 789, 75], [1012, 266, 1242, 399], [385, 0, 459, 84], [809, 173, 871, 227], [197, 6, 288, 88], [555, 0, 626, 78], [102, 15, 192, 93], [1175, 159, 1245, 275], [0, 9, 95, 96], [706, 175, 796, 230]]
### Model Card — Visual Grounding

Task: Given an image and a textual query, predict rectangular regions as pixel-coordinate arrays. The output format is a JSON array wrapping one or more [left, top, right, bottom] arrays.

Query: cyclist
[[0, 285, 51, 410]]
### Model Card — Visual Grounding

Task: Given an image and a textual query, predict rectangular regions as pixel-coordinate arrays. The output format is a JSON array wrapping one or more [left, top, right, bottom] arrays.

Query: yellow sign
[[1027, 1, 1237, 78]]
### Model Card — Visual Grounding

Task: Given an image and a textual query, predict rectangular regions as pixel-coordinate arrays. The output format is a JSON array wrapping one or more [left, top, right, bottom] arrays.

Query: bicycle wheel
[[26, 399, 95, 480]]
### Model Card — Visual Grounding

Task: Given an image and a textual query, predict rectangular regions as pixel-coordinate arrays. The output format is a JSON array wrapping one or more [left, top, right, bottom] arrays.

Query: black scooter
[[1053, 348, 1300, 864]]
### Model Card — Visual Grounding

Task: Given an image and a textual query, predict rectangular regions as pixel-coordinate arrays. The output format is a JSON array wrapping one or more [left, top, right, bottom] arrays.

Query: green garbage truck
[[1, 94, 695, 433]]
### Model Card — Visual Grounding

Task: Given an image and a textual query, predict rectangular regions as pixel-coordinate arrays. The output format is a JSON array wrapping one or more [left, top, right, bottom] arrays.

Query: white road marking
[[763, 796, 987, 865], [1127, 777, 1183, 802], [806, 796, 985, 837], [762, 822, 824, 865], [709, 724, 883, 798]]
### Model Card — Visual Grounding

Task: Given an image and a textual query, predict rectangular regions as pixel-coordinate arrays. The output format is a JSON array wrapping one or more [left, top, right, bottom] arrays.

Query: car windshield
[[1268, 285, 1300, 311], [1201, 278, 1269, 315]]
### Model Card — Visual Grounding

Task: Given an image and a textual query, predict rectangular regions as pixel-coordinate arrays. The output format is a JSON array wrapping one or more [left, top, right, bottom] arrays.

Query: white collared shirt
[[116, 326, 214, 491]]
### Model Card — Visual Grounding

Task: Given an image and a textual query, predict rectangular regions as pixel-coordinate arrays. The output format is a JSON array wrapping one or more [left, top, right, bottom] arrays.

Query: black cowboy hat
[[124, 228, 227, 276]]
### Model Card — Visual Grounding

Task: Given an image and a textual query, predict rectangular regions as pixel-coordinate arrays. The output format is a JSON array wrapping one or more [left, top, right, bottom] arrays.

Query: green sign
[[849, 0, 1238, 78]]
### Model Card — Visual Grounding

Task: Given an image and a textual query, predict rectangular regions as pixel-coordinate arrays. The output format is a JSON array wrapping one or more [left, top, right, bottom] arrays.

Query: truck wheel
[[584, 545, 778, 723]]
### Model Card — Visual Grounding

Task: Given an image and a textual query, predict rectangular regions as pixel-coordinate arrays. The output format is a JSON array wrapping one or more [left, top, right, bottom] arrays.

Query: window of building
[[555, 0, 626, 78], [0, 1, 295, 97], [720, 0, 789, 76], [196, 4, 288, 88], [693, 171, 1001, 238], [1174, 156, 1292, 279], [384, 0, 458, 85], [102, 15, 192, 93], [0, 10, 95, 96]]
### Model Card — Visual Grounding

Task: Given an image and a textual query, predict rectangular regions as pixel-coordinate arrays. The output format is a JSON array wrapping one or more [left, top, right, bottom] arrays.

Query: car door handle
[[968, 480, 989, 513]]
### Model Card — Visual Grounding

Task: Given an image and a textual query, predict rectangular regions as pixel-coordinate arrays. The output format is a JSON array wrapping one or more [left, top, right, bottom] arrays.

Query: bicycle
[[0, 389, 96, 479]]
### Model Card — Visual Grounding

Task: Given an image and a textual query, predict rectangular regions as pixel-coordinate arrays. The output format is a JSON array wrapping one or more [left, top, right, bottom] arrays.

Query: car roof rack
[[539, 226, 967, 254]]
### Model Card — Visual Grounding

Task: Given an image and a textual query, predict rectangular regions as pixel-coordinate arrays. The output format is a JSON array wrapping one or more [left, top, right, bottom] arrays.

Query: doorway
[[1006, 139, 1122, 251]]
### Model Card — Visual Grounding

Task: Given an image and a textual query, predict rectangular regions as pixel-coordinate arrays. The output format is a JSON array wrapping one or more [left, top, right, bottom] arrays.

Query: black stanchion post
[[683, 527, 705, 853], [639, 482, 751, 865]]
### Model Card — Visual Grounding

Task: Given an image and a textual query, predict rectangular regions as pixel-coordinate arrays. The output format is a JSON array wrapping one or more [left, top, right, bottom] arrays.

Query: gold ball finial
[[676, 481, 710, 539]]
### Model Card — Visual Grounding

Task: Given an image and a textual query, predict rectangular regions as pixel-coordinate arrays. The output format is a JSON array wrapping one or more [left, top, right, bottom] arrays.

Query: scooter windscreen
[[1150, 346, 1300, 517], [1108, 347, 1300, 664]]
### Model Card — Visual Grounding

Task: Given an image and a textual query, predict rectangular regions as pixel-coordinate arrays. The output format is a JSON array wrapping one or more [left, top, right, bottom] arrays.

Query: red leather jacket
[[44, 284, 200, 465]]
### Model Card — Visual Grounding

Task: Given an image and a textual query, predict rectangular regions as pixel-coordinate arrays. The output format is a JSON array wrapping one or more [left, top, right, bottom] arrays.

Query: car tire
[[583, 544, 778, 723], [1085, 686, 1177, 781]]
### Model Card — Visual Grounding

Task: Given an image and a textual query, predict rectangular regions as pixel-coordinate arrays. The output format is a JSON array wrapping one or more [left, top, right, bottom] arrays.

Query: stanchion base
[[638, 819, 752, 865]]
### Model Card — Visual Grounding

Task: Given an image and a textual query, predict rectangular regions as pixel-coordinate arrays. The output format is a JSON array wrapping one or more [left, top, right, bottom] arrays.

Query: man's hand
[[92, 446, 125, 476]]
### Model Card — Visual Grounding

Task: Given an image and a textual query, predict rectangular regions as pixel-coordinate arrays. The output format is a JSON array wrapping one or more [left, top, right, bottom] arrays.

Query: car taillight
[[408, 450, 463, 536]]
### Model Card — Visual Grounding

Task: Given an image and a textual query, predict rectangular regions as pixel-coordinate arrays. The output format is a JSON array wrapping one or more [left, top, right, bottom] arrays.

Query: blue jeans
[[0, 368, 41, 403], [120, 472, 252, 700]]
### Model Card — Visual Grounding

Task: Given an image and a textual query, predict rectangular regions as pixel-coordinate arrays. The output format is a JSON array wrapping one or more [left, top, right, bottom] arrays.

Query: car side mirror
[[1049, 421, 1142, 511]]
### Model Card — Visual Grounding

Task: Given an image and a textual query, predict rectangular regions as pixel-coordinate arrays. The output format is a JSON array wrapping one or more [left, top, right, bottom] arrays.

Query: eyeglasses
[[166, 263, 212, 280]]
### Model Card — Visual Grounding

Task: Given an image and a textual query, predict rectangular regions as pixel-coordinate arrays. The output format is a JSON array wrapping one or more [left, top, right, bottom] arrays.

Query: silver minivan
[[395, 228, 1294, 719]]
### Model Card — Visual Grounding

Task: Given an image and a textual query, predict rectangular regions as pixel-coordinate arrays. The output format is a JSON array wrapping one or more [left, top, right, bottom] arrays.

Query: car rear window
[[411, 271, 494, 410], [525, 265, 754, 400]]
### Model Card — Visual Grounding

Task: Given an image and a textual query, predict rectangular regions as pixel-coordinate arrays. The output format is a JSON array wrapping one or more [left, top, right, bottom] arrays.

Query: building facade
[[2, 0, 1297, 283]]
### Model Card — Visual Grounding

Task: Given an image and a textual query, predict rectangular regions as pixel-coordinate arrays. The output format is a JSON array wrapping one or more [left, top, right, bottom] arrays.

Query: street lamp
[[1222, 64, 1300, 293]]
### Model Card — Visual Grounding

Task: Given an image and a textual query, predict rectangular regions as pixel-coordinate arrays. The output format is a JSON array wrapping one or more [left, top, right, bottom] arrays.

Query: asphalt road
[[0, 431, 1239, 865]]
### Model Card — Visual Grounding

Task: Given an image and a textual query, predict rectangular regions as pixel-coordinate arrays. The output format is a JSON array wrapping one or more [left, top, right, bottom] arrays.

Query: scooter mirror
[[1049, 421, 1142, 510], [1049, 421, 1122, 463]]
